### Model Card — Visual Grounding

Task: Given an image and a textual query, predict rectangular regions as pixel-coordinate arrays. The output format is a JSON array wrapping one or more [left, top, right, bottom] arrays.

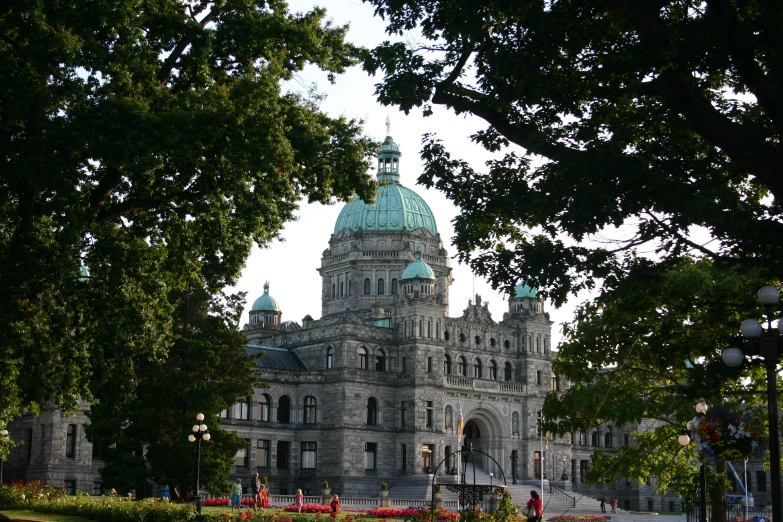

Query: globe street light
[[561, 457, 568, 481], [678, 404, 708, 522], [721, 285, 782, 522], [188, 414, 210, 516], [0, 429, 9, 485]]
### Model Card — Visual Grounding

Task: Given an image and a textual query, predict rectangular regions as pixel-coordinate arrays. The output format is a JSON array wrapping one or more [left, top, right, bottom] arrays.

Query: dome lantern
[[250, 281, 282, 327]]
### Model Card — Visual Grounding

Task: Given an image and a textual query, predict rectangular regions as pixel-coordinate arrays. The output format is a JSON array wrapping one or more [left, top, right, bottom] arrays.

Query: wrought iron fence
[[684, 498, 771, 522]]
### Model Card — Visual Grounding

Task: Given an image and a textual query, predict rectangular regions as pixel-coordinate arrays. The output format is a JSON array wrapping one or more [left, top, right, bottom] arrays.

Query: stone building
[[2, 133, 773, 511]]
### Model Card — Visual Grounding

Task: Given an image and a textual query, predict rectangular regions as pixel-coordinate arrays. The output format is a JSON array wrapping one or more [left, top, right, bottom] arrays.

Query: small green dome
[[251, 281, 280, 312], [401, 248, 436, 280], [513, 282, 538, 298], [380, 135, 400, 153], [78, 264, 90, 282]]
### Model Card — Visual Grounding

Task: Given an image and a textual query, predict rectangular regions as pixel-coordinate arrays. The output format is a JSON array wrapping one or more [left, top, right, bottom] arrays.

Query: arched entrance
[[458, 409, 505, 476]]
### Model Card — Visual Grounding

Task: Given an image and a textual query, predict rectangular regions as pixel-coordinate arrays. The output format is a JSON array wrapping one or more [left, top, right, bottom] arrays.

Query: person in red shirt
[[611, 498, 618, 513], [526, 490, 543, 522], [330, 494, 340, 515]]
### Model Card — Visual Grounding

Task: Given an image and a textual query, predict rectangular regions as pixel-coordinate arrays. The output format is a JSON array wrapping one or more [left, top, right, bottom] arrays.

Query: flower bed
[[547, 515, 609, 522], [204, 497, 257, 507], [0, 480, 193, 522], [364, 507, 459, 520], [283, 504, 333, 514]]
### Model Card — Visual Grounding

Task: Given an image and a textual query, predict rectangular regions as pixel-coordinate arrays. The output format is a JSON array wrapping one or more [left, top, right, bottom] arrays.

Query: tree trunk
[[711, 458, 727, 522]]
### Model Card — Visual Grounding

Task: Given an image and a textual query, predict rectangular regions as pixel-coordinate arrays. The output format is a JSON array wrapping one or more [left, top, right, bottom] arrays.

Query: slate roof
[[246, 344, 308, 370]]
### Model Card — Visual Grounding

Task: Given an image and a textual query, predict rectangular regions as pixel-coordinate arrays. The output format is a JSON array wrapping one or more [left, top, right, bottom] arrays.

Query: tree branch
[[157, 7, 220, 85], [610, 0, 783, 201], [704, 0, 783, 128], [95, 189, 208, 223], [643, 211, 719, 259], [88, 167, 124, 211]]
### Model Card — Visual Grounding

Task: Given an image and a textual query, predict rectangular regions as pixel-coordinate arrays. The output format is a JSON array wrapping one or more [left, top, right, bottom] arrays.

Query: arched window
[[375, 349, 386, 372], [326, 347, 334, 369], [604, 427, 613, 448], [504, 362, 512, 381], [489, 360, 498, 380], [444, 330, 450, 341], [304, 396, 317, 424], [445, 405, 454, 432], [378, 278, 385, 295], [459, 333, 466, 343], [473, 358, 482, 378], [367, 397, 378, 425], [475, 335, 481, 345], [504, 340, 510, 349], [358, 347, 368, 369], [591, 430, 599, 447], [490, 338, 496, 347], [443, 354, 452, 375], [340, 281, 344, 297], [512, 412, 520, 436], [277, 396, 291, 424], [258, 394, 271, 422], [391, 278, 398, 294], [364, 278, 371, 294], [458, 356, 467, 376], [331, 284, 335, 298]]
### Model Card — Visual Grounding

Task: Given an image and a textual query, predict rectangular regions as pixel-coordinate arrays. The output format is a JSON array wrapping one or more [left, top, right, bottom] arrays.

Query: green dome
[[401, 248, 436, 280], [334, 184, 438, 235], [513, 282, 538, 298], [251, 282, 280, 312], [333, 133, 438, 236]]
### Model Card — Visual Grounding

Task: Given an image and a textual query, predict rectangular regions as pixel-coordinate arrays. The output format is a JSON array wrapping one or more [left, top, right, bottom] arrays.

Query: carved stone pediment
[[461, 294, 495, 324]]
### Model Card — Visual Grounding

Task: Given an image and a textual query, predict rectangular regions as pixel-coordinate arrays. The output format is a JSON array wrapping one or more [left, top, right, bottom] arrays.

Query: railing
[[226, 494, 491, 512], [363, 251, 400, 258], [445, 375, 526, 394], [548, 484, 576, 508], [684, 499, 770, 522]]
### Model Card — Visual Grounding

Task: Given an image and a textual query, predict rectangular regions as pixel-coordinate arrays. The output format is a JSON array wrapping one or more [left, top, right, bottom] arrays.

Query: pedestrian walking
[[611, 498, 618, 513], [260, 484, 269, 509], [600, 495, 607, 513], [525, 490, 543, 522], [251, 473, 261, 512], [230, 479, 243, 514], [295, 489, 304, 513], [330, 494, 340, 515]]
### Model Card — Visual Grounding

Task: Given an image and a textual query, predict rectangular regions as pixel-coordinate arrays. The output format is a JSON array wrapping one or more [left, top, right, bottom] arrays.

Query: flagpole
[[457, 401, 464, 511], [540, 413, 545, 509]]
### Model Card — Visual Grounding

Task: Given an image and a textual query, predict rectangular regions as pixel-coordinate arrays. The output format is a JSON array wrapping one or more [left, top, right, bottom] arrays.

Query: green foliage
[[0, 482, 192, 522], [321, 480, 329, 489], [0, 0, 377, 428], [489, 491, 518, 522], [362, 0, 783, 305], [380, 482, 388, 491]]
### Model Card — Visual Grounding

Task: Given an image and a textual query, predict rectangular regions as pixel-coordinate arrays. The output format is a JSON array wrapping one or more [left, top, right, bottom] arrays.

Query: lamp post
[[187, 413, 210, 517], [0, 429, 9, 485], [561, 457, 568, 481], [679, 402, 708, 522], [490, 472, 494, 487], [721, 285, 782, 522]]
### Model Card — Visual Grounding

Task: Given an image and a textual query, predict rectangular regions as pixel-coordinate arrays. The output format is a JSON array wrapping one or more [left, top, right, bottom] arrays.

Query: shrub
[[381, 483, 389, 491], [322, 480, 329, 489]]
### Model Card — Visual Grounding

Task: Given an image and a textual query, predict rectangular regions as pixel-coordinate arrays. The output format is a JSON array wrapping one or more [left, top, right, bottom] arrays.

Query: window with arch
[[473, 358, 482, 378], [258, 394, 271, 422], [340, 281, 344, 297], [474, 335, 481, 345], [458, 356, 467, 376], [591, 430, 599, 447], [504, 362, 512, 381], [326, 347, 334, 369], [459, 333, 466, 343], [504, 340, 510, 349], [444, 330, 450, 341], [378, 278, 385, 295], [366, 397, 378, 425], [364, 278, 371, 294], [358, 347, 368, 370], [443, 354, 452, 375], [604, 427, 613, 448], [277, 396, 291, 424], [512, 411, 520, 436], [234, 398, 251, 420], [489, 360, 498, 380], [331, 284, 335, 298], [445, 405, 454, 432], [490, 337, 496, 347], [391, 278, 398, 294], [375, 349, 386, 372], [303, 396, 317, 424]]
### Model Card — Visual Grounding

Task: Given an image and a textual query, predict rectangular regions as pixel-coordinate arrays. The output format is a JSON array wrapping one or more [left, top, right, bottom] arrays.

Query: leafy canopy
[[363, 0, 783, 304], [0, 0, 377, 426]]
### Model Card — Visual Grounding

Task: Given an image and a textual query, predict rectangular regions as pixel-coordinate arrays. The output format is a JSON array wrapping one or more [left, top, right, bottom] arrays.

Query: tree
[[363, 0, 783, 304], [86, 281, 257, 497], [0, 0, 377, 426], [543, 258, 773, 496]]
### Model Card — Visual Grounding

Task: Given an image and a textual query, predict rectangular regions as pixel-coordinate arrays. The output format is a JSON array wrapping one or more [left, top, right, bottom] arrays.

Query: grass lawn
[[0, 510, 95, 522]]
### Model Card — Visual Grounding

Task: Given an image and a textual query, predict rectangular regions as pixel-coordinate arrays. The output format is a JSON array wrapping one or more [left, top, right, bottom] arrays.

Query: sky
[[231, 0, 591, 347]]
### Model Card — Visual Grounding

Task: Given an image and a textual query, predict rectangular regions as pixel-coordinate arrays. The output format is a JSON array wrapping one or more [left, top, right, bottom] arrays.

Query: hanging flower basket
[[691, 404, 765, 460]]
